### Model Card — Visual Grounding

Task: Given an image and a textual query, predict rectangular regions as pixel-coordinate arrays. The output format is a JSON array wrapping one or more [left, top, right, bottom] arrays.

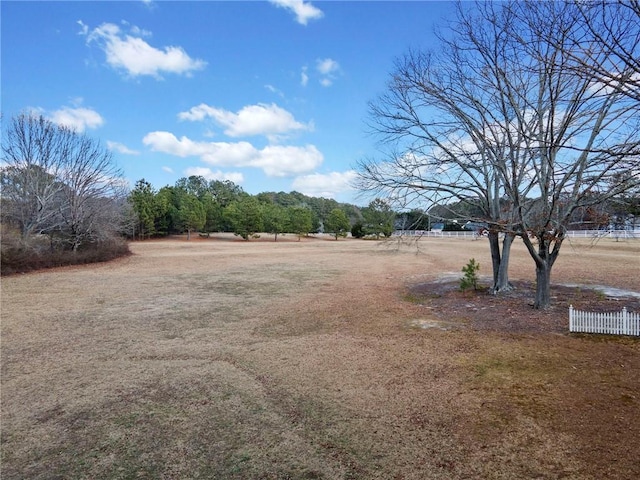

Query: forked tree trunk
[[522, 233, 563, 309]]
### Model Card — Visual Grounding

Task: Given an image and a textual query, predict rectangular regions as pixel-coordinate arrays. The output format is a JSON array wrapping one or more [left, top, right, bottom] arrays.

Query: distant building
[[464, 221, 488, 232]]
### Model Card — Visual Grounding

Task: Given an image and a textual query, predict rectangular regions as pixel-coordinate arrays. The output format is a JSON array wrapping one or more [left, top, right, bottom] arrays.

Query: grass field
[[2, 234, 639, 479]]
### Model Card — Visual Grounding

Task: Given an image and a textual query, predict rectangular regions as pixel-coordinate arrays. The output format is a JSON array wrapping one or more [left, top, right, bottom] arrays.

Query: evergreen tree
[[262, 203, 289, 241], [224, 197, 264, 240], [324, 208, 351, 240], [288, 206, 313, 240], [129, 179, 157, 239]]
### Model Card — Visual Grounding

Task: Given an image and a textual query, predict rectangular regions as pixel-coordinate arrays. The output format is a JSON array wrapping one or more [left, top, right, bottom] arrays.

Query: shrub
[[460, 258, 480, 291], [1, 231, 131, 276]]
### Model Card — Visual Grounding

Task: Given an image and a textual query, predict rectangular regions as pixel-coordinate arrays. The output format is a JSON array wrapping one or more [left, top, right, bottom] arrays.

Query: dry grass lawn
[[2, 234, 639, 479]]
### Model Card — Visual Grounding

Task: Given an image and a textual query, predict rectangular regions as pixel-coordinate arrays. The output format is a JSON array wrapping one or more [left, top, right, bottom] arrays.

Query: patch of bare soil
[[408, 279, 640, 334]]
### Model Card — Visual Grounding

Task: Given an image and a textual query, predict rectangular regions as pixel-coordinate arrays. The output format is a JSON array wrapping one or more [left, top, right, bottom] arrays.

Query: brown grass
[[2, 233, 639, 479]]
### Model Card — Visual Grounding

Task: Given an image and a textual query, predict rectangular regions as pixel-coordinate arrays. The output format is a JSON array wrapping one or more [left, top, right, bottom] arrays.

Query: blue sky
[[2, 0, 455, 205]]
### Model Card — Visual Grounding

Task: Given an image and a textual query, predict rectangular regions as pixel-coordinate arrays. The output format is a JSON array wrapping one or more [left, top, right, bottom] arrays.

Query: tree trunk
[[488, 231, 501, 288], [521, 233, 563, 310], [488, 231, 514, 294], [496, 234, 514, 292], [534, 261, 552, 309]]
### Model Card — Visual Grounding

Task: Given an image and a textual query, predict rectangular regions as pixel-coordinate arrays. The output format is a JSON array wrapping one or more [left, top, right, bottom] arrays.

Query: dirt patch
[[407, 278, 640, 334]]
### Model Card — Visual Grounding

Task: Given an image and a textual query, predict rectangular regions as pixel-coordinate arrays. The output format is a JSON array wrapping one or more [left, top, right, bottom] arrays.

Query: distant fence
[[393, 230, 478, 239], [569, 306, 640, 336], [393, 229, 640, 240], [565, 230, 640, 239]]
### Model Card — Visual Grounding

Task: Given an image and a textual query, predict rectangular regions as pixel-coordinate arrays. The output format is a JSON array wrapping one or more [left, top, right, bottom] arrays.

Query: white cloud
[[127, 25, 152, 38], [301, 66, 309, 86], [316, 58, 340, 86], [143, 131, 323, 177], [68, 96, 86, 107], [178, 103, 312, 139], [269, 0, 324, 25], [258, 145, 323, 176], [177, 104, 217, 122], [107, 141, 140, 155], [265, 84, 284, 97], [183, 167, 244, 184], [316, 58, 339, 76], [162, 166, 174, 173], [292, 170, 358, 198], [48, 106, 104, 132], [80, 21, 206, 78], [77, 20, 89, 36]]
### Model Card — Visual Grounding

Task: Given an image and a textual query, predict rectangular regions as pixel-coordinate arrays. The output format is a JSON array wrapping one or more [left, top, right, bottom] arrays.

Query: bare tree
[[1, 115, 69, 243], [57, 131, 126, 250], [357, 2, 533, 294], [500, 1, 640, 308], [1, 114, 127, 251], [358, 1, 640, 308]]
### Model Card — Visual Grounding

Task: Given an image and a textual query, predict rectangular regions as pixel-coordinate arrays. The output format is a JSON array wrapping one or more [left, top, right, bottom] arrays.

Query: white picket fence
[[569, 305, 640, 336], [392, 229, 640, 240]]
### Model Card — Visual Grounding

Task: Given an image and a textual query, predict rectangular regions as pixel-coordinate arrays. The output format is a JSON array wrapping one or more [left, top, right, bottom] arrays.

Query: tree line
[[0, 113, 397, 274], [128, 175, 396, 241], [0, 114, 400, 274]]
